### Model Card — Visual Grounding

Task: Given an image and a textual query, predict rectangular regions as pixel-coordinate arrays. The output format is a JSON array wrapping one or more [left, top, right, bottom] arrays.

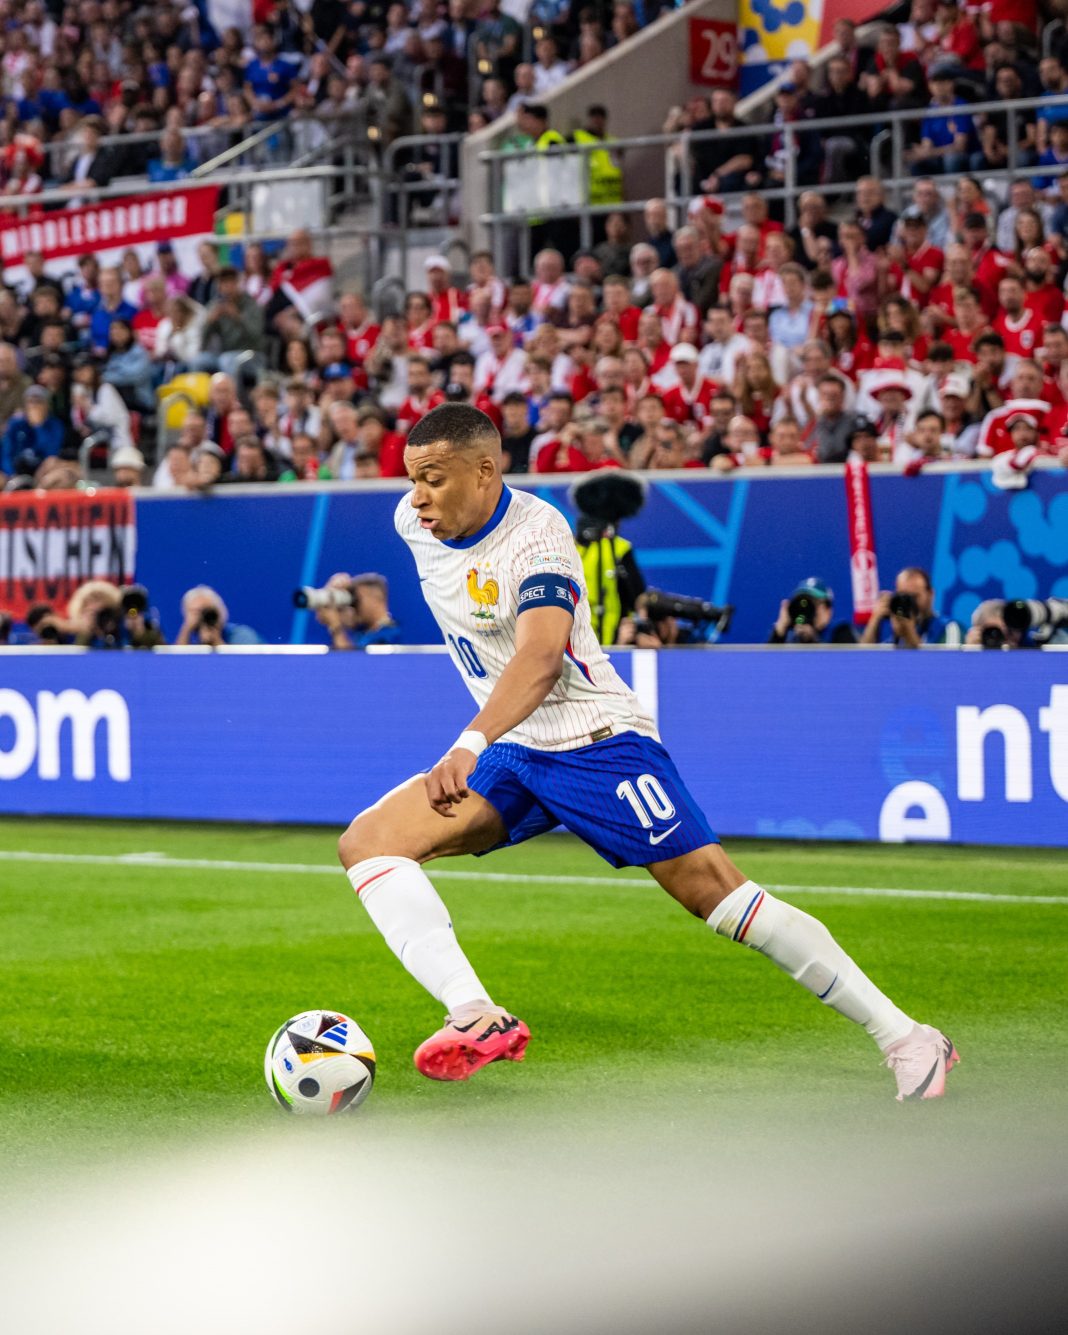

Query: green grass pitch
[[1, 817, 1066, 1174]]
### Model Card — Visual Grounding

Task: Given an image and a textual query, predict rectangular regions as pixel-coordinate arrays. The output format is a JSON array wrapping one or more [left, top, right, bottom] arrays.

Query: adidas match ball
[[264, 1010, 376, 1116]]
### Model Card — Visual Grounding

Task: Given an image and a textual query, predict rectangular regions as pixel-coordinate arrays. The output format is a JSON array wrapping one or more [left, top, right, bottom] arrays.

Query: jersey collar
[[441, 485, 512, 550]]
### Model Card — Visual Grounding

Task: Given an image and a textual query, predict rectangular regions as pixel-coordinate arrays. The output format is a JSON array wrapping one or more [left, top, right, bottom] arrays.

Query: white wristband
[[453, 730, 489, 757]]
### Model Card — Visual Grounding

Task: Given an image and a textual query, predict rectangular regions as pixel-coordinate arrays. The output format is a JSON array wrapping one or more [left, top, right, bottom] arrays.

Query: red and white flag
[[844, 458, 879, 626], [0, 490, 135, 618]]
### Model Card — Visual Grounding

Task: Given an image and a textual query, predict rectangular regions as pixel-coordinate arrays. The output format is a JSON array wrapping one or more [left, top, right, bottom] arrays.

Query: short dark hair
[[450, 350, 476, 369], [916, 411, 944, 428], [502, 391, 528, 407], [974, 332, 1005, 351], [407, 403, 499, 451]]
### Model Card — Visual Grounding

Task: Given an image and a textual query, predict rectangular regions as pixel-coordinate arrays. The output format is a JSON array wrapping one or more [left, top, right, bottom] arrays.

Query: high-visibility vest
[[572, 128, 623, 205], [580, 533, 632, 644]]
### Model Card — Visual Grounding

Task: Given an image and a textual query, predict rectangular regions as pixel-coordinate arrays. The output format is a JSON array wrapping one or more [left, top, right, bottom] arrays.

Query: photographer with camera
[[617, 590, 734, 647], [120, 585, 166, 648], [175, 586, 262, 647], [860, 568, 960, 647], [769, 578, 857, 644], [966, 598, 1068, 649], [294, 573, 401, 650]]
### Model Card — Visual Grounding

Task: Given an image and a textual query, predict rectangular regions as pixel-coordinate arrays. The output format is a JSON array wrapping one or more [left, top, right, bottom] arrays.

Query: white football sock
[[347, 856, 493, 1015], [708, 880, 914, 1051]]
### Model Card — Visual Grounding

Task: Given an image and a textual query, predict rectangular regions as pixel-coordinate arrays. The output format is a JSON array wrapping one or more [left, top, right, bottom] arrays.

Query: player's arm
[[425, 602, 574, 817]]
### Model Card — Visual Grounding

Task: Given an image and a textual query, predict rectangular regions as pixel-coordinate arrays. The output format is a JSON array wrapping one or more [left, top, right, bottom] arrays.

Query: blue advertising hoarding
[[133, 469, 1068, 647], [0, 648, 1064, 847]]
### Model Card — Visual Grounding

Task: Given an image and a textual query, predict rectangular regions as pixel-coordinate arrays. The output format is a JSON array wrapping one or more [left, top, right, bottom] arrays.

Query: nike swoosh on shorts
[[648, 821, 682, 846]]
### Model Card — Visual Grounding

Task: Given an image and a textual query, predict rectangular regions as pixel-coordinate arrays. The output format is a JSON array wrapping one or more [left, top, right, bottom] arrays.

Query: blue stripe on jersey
[[441, 485, 513, 550], [516, 573, 577, 616]]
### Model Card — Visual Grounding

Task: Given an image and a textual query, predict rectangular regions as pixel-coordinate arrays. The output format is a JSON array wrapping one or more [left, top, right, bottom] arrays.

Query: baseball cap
[[424, 255, 450, 272], [322, 362, 354, 381], [669, 344, 699, 364], [929, 62, 958, 80], [849, 415, 877, 438], [793, 577, 834, 603], [1005, 410, 1039, 429], [487, 323, 510, 337], [827, 299, 853, 317], [23, 385, 50, 403], [901, 205, 926, 222], [778, 81, 798, 94], [940, 373, 970, 398]]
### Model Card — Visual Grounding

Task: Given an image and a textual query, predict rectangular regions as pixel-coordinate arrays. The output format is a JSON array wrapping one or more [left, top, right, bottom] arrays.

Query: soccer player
[[338, 405, 958, 1101]]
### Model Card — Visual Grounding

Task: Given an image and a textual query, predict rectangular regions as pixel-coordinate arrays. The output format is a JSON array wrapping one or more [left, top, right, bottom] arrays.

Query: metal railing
[[477, 91, 1068, 271]]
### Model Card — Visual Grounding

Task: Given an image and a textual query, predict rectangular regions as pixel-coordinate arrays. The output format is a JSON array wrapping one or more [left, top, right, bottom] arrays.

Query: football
[[264, 1010, 376, 1116]]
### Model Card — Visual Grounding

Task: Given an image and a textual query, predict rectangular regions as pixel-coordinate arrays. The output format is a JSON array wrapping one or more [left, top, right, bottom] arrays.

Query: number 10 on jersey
[[616, 774, 677, 829]]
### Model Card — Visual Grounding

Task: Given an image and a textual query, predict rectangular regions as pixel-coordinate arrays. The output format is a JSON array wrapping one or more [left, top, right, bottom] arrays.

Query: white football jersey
[[395, 486, 658, 752]]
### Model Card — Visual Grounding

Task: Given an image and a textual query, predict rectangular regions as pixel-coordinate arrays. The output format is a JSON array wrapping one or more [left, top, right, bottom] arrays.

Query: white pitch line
[[0, 848, 1065, 906]]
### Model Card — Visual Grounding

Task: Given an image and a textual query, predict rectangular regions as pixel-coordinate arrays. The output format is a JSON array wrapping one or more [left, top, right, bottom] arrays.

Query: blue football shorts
[[467, 730, 719, 868]]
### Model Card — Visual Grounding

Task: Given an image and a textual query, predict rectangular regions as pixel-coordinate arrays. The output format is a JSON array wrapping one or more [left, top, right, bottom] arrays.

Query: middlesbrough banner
[[844, 459, 879, 626], [0, 490, 136, 618], [0, 187, 219, 267]]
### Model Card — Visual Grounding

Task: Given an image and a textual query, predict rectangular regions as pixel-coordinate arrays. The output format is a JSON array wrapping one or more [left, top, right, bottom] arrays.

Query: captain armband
[[516, 573, 578, 617]]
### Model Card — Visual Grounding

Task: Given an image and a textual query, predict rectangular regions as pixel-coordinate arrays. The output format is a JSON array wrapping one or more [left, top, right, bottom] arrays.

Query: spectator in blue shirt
[[1033, 122, 1068, 192], [909, 66, 973, 176], [1036, 56, 1068, 153], [1, 386, 66, 478], [860, 568, 960, 647], [148, 127, 196, 182], [89, 268, 137, 357], [244, 26, 297, 122]]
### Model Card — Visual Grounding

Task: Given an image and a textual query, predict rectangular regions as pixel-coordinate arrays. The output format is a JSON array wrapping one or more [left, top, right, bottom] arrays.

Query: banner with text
[[0, 490, 136, 617], [0, 187, 219, 267], [0, 650, 1063, 848]]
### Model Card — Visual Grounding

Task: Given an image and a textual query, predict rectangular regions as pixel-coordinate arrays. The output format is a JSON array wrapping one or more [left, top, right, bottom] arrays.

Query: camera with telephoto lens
[[788, 592, 820, 626], [199, 607, 221, 630], [1002, 598, 1068, 643], [981, 625, 1007, 649], [292, 586, 355, 610], [645, 590, 734, 635], [889, 592, 918, 620]]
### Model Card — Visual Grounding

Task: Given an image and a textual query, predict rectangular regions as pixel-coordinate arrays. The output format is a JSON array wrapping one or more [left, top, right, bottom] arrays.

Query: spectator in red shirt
[[600, 275, 641, 342], [962, 211, 1012, 305], [942, 288, 990, 361], [132, 276, 167, 355], [1022, 247, 1065, 324], [424, 255, 468, 324], [395, 354, 445, 434], [338, 292, 380, 368], [659, 344, 719, 425], [719, 223, 763, 296], [994, 274, 1045, 361], [734, 349, 782, 438], [405, 291, 436, 350], [934, 0, 985, 72], [891, 209, 944, 307], [636, 308, 673, 377]]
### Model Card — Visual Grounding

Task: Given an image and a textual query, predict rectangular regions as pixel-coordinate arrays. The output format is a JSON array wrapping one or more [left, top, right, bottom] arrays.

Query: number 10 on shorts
[[616, 774, 677, 829]]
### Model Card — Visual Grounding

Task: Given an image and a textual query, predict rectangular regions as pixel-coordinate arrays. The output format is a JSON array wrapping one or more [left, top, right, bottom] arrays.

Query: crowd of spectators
[[4, 3, 1068, 492], [0, 0, 661, 194]]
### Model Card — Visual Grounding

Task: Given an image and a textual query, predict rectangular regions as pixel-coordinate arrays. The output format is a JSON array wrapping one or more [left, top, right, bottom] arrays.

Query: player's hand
[[425, 747, 479, 817]]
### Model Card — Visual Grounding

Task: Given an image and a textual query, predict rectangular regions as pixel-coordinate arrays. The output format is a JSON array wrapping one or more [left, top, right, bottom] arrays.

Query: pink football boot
[[414, 1007, 530, 1082]]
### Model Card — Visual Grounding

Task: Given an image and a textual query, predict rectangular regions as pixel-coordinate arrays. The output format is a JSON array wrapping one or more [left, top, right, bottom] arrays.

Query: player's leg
[[648, 844, 959, 1100], [339, 775, 530, 1080]]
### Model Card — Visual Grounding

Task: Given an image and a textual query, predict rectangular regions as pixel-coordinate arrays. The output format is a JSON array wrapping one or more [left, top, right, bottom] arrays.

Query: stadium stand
[[1, 0, 1068, 506]]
